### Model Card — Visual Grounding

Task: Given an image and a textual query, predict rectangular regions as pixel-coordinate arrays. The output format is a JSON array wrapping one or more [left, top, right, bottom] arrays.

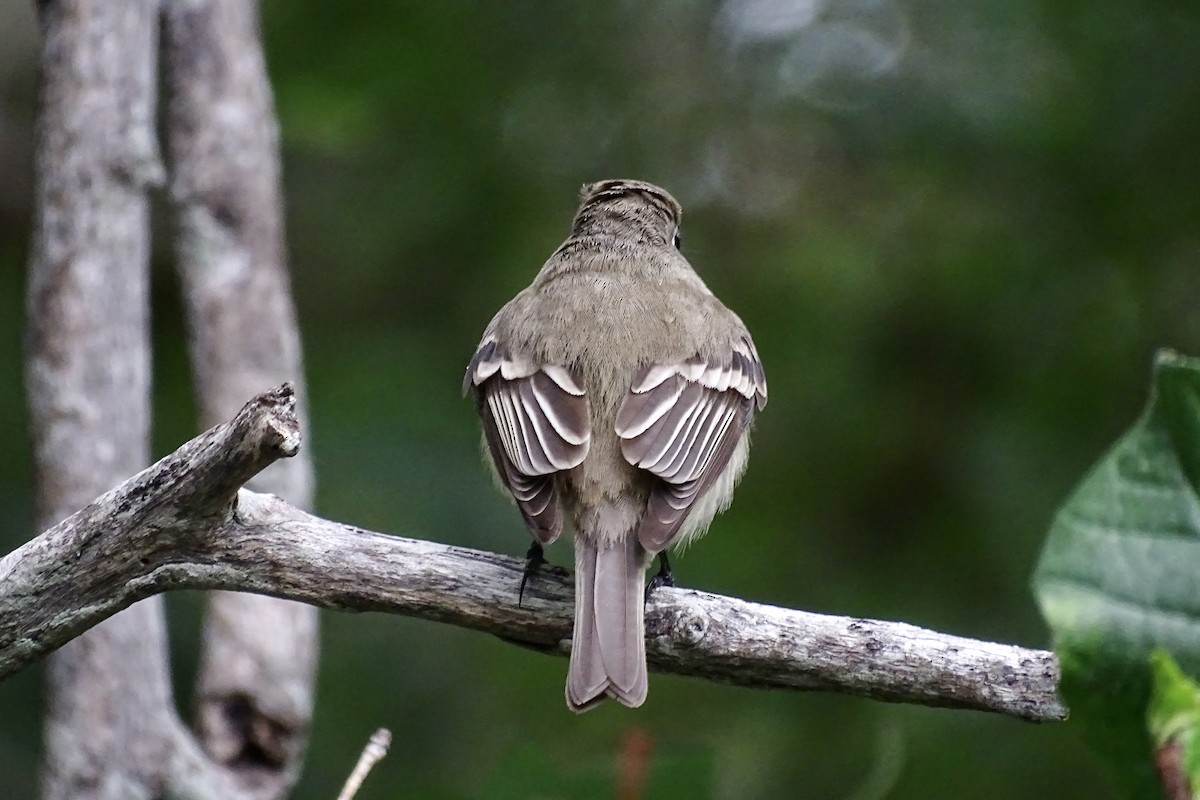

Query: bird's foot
[[644, 552, 676, 604], [518, 541, 545, 606]]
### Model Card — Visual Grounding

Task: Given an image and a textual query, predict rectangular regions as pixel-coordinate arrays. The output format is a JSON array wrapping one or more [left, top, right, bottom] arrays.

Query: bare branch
[[163, 0, 317, 793], [336, 729, 392, 800], [0, 388, 1067, 724], [0, 386, 299, 668]]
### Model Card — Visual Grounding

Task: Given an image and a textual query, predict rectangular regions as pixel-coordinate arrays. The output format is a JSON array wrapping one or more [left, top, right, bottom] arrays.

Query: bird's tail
[[566, 533, 647, 711]]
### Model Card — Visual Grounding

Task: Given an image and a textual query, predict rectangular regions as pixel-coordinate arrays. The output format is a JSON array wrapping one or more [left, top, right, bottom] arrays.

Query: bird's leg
[[519, 541, 546, 606], [644, 551, 675, 603]]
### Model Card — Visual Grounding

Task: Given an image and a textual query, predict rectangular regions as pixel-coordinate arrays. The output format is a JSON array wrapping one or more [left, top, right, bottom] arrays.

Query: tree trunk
[[26, 1, 316, 797], [164, 2, 317, 794], [26, 2, 175, 797]]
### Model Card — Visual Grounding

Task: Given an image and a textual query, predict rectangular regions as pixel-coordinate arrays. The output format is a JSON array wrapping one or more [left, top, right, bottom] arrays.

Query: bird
[[464, 178, 767, 711]]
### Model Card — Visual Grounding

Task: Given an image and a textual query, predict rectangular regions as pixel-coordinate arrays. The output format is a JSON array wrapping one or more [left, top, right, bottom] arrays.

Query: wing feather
[[529, 371, 590, 447], [466, 337, 591, 544], [615, 374, 685, 440], [617, 338, 767, 552]]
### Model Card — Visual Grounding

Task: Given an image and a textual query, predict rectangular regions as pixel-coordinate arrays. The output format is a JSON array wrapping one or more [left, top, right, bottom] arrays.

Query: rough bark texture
[[24, 2, 176, 798], [163, 1, 317, 795], [0, 388, 1068, 724], [27, 2, 312, 797]]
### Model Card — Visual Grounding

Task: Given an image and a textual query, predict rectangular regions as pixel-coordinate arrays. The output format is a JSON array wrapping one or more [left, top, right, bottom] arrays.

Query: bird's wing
[[615, 336, 767, 552], [465, 334, 591, 544]]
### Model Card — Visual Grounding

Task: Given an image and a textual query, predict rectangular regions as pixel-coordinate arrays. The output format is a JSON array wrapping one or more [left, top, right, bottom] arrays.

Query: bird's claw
[[518, 541, 545, 606], [644, 552, 675, 604]]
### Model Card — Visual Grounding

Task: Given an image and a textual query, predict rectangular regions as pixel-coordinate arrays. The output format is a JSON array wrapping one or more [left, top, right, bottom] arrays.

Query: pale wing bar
[[485, 372, 588, 474], [466, 336, 590, 543], [616, 338, 767, 552]]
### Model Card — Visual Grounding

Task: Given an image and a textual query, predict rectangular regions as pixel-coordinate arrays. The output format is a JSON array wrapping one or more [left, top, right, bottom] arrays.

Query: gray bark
[[24, 2, 179, 798], [163, 1, 316, 794], [0, 387, 1068, 724], [27, 1, 315, 797]]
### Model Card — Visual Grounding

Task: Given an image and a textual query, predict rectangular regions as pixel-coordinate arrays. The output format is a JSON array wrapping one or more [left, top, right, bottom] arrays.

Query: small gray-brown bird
[[464, 179, 767, 711]]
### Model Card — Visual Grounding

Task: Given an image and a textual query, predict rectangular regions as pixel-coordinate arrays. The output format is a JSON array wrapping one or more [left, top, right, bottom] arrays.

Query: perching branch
[[0, 386, 1067, 724]]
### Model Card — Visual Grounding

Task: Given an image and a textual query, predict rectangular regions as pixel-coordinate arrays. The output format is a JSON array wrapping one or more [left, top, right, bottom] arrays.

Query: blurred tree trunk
[[26, 0, 314, 797], [27, 3, 175, 798], [164, 2, 318, 794]]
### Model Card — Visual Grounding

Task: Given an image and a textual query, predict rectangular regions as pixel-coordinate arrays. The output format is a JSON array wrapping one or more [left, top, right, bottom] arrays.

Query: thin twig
[[336, 729, 392, 800]]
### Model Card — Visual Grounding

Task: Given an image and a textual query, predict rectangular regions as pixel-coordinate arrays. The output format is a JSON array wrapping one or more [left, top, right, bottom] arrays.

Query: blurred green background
[[2, 0, 1199, 797]]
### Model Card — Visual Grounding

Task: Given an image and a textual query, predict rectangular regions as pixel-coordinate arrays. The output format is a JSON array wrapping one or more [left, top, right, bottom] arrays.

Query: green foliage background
[[1, 1, 1199, 797], [1036, 353, 1200, 797]]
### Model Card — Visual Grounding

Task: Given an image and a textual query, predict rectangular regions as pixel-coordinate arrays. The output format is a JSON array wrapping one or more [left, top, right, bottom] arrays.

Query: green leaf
[[1148, 649, 1200, 743], [1148, 649, 1200, 799], [1034, 350, 1200, 799], [1148, 649, 1200, 746]]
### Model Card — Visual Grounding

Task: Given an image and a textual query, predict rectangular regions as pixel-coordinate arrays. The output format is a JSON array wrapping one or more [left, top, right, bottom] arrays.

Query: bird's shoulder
[[484, 247, 753, 371]]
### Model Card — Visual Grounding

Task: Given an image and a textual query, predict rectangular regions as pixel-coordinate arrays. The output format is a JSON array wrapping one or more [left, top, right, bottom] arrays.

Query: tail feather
[[566, 542, 608, 707], [566, 535, 647, 711]]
